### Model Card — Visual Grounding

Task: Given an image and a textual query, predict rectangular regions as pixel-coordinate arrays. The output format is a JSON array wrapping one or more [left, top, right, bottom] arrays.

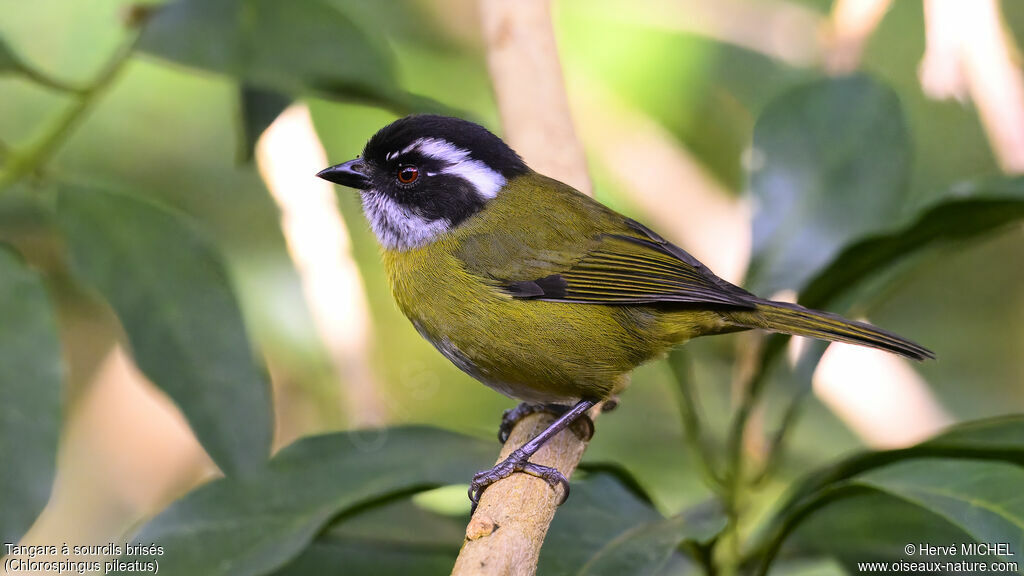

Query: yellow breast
[[382, 241, 652, 403]]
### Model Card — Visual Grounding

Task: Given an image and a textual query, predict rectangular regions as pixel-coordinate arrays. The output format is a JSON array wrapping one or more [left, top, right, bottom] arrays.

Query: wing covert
[[505, 219, 757, 309]]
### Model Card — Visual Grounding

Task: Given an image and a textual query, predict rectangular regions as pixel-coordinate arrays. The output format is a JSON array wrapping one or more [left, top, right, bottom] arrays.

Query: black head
[[317, 115, 528, 251]]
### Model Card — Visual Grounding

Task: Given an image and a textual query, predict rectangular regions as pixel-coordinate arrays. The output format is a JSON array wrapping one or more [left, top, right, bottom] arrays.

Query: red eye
[[397, 165, 419, 184]]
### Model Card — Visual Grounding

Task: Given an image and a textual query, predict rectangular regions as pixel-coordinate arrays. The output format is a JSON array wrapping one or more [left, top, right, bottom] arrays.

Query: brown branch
[[824, 0, 893, 74], [451, 407, 601, 575], [451, 1, 594, 574], [920, 0, 1024, 173], [255, 105, 387, 443], [477, 0, 591, 196], [617, 0, 822, 68]]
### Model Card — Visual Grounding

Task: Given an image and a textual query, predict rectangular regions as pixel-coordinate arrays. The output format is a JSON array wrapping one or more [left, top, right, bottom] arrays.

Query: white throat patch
[[400, 138, 505, 199], [361, 191, 451, 252]]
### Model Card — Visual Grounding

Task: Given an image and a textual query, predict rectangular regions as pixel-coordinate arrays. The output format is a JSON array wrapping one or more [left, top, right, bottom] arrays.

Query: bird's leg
[[498, 402, 595, 444], [470, 399, 596, 511]]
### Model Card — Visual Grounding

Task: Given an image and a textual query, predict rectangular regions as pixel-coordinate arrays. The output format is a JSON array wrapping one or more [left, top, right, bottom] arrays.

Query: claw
[[573, 415, 595, 442], [471, 399, 597, 512], [521, 462, 570, 504], [498, 403, 554, 443], [469, 484, 484, 514], [468, 451, 570, 512], [498, 403, 535, 444]]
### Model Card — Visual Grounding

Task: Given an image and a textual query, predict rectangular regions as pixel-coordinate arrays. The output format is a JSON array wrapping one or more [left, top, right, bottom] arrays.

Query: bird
[[316, 114, 933, 508]]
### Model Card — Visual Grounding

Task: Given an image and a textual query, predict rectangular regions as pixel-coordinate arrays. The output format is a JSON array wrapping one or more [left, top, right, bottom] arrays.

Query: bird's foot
[[498, 402, 594, 444], [468, 448, 569, 512]]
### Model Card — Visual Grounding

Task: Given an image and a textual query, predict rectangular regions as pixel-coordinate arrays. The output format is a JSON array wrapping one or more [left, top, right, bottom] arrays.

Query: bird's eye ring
[[397, 165, 419, 185]]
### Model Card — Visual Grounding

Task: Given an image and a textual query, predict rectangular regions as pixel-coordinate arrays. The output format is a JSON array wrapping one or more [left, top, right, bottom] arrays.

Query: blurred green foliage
[[58, 185, 273, 476], [0, 247, 62, 545], [0, 0, 1022, 575], [113, 427, 493, 575]]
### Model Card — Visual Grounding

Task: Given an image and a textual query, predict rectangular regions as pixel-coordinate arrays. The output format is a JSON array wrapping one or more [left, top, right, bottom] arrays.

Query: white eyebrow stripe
[[385, 150, 398, 161], [441, 161, 505, 199], [411, 138, 471, 164], [404, 137, 505, 199], [400, 140, 422, 156]]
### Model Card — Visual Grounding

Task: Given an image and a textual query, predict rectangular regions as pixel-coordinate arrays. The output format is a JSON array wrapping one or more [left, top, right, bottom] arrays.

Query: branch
[[613, 0, 821, 68], [668, 349, 725, 494], [824, 0, 893, 74], [920, 0, 1024, 173], [451, 407, 601, 575], [255, 105, 387, 442], [452, 1, 593, 574], [477, 0, 591, 195], [0, 31, 138, 190]]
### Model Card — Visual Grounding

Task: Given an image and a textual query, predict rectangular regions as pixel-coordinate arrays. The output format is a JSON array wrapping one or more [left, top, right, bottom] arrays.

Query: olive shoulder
[[448, 172, 629, 280]]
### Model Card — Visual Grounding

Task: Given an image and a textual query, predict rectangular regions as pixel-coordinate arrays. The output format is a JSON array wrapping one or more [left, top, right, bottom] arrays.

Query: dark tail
[[729, 300, 935, 361]]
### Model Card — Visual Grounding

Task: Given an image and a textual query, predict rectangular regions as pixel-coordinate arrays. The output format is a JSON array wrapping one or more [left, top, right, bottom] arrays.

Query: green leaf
[[271, 539, 455, 576], [139, 0, 432, 113], [0, 35, 19, 73], [754, 417, 1024, 573], [780, 489, 982, 573], [56, 185, 272, 477], [540, 472, 712, 575], [747, 75, 911, 296], [799, 176, 1024, 310], [855, 459, 1024, 565], [768, 416, 1024, 528], [540, 472, 662, 574], [237, 85, 291, 163], [325, 0, 460, 50], [0, 247, 62, 545], [0, 33, 83, 93], [324, 495, 466, 551], [920, 415, 1024, 456], [112, 426, 492, 576], [270, 497, 465, 576], [764, 460, 1024, 574], [580, 505, 726, 576]]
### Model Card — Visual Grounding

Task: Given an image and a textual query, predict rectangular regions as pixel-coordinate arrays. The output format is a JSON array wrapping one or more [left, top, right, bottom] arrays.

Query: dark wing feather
[[506, 219, 757, 309]]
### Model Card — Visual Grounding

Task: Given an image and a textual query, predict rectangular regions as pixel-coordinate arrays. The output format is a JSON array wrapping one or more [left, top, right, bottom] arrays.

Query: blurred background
[[1, 0, 1022, 558]]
